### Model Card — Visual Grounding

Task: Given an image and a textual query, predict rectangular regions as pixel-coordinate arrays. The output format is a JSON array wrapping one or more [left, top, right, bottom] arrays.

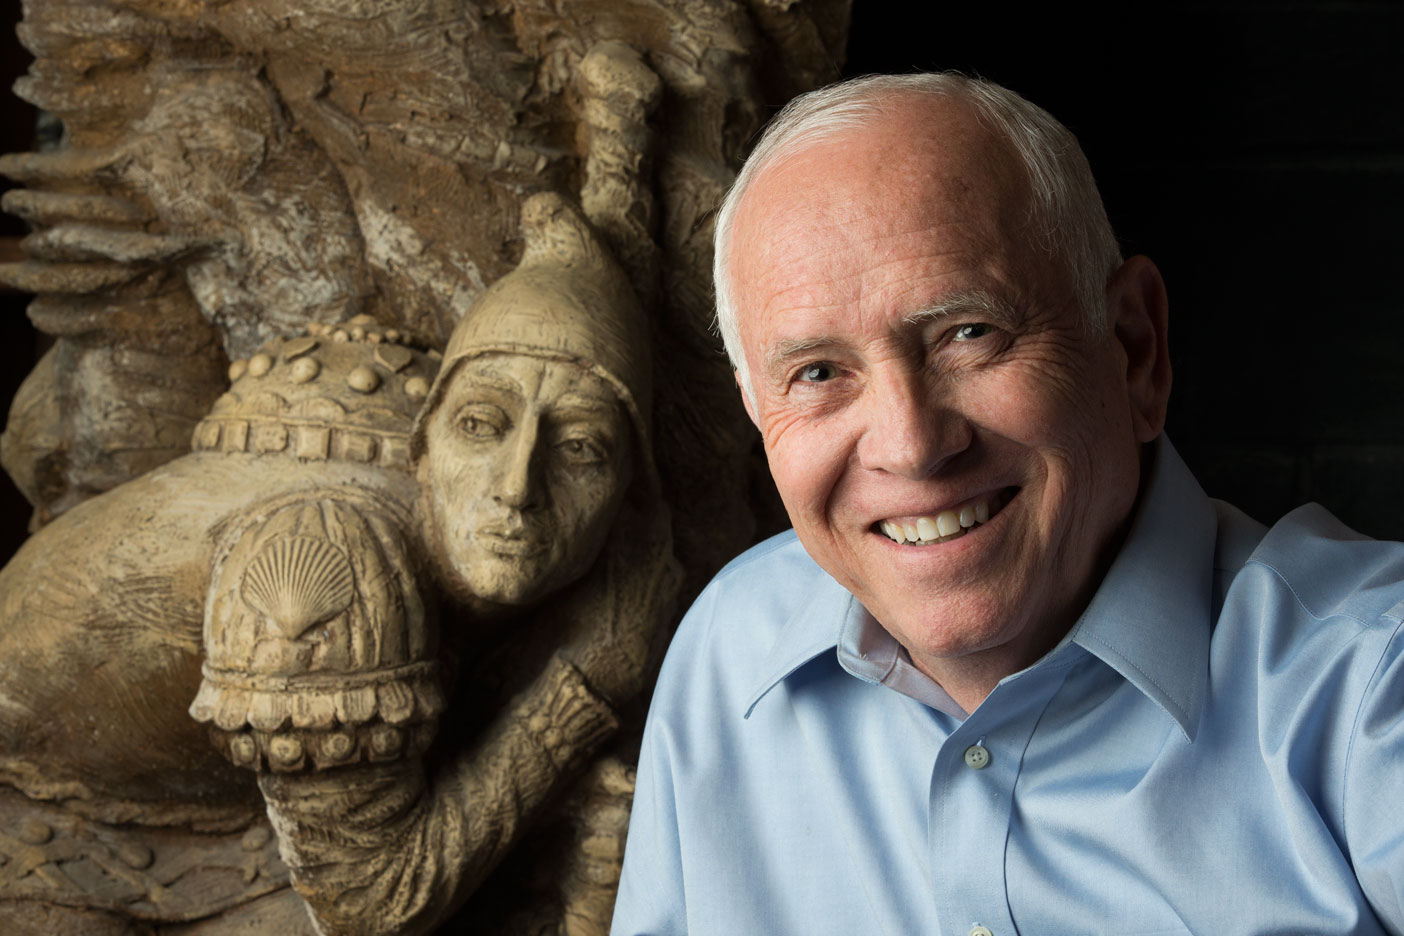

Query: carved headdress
[[412, 192, 656, 490], [193, 318, 440, 474]]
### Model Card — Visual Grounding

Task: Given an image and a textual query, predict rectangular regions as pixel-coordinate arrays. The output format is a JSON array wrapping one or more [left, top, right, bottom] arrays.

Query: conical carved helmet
[[412, 192, 655, 488]]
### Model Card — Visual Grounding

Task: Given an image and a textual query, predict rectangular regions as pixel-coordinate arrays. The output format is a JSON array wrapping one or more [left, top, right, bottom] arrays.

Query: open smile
[[872, 487, 1018, 545]]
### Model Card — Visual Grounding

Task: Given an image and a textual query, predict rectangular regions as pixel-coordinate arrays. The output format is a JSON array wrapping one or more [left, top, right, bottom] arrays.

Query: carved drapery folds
[[0, 1, 848, 933]]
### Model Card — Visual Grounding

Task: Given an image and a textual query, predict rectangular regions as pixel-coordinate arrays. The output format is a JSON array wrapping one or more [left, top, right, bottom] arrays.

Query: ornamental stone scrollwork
[[0, 2, 849, 933]]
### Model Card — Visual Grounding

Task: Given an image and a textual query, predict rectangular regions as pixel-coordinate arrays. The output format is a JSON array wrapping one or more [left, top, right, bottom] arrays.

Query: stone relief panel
[[0, 0, 848, 933]]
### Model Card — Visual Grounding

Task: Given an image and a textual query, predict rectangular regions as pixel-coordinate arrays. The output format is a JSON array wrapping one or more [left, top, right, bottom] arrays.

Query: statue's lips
[[476, 531, 549, 558]]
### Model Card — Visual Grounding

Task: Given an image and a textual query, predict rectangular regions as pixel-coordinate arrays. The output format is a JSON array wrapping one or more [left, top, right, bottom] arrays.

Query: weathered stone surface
[[0, 1, 849, 932]]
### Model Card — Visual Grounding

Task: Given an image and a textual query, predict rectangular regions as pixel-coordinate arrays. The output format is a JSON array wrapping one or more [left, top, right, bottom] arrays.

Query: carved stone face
[[421, 352, 633, 609]]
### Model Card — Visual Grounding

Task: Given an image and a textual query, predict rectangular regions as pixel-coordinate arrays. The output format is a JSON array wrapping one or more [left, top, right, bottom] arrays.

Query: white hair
[[713, 73, 1124, 404]]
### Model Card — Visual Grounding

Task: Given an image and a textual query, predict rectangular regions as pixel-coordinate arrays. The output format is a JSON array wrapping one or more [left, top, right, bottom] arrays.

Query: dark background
[[1, 5, 37, 564], [1, 1, 1402, 562]]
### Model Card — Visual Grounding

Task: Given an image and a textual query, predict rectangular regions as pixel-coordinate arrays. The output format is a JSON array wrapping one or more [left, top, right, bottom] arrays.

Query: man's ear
[[1106, 255, 1172, 442], [736, 372, 760, 428]]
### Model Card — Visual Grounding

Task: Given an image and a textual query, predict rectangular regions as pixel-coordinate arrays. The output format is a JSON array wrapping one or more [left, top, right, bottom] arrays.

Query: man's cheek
[[972, 374, 1078, 445], [758, 419, 799, 462]]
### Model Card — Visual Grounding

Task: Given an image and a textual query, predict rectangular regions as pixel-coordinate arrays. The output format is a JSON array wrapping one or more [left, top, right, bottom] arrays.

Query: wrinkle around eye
[[931, 322, 1015, 368]]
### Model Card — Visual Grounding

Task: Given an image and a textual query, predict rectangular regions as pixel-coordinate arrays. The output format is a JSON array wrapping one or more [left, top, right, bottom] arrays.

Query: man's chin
[[865, 588, 1032, 663]]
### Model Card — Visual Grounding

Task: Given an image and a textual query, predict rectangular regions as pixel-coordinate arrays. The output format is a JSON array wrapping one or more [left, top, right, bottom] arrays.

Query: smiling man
[[612, 74, 1404, 935]]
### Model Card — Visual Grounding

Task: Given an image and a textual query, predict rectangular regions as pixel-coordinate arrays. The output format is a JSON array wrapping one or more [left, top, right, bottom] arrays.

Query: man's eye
[[953, 323, 993, 342], [797, 363, 838, 383]]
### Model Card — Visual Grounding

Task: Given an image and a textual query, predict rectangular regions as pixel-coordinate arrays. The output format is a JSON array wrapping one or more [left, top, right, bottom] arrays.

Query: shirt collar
[[742, 570, 856, 718], [742, 437, 1217, 739], [1064, 436, 1216, 741]]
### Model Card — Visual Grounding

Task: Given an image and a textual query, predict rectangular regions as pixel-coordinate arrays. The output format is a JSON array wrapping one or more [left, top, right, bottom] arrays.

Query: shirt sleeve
[[612, 581, 727, 935], [1344, 615, 1404, 934]]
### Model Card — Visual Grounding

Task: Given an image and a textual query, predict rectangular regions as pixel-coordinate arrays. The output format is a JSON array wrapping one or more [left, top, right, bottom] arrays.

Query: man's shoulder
[[1237, 503, 1404, 628], [694, 527, 835, 615], [709, 527, 818, 587], [650, 529, 845, 720]]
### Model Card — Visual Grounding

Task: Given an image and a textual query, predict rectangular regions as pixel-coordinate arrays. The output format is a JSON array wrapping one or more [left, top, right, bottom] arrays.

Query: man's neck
[[905, 623, 1071, 715]]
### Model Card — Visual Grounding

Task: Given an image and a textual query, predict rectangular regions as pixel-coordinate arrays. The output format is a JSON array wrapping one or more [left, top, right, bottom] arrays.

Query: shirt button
[[969, 926, 994, 936], [963, 744, 990, 769]]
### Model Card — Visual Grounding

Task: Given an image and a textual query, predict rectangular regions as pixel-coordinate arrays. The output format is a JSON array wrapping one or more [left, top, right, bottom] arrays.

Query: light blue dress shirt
[[612, 439, 1404, 935]]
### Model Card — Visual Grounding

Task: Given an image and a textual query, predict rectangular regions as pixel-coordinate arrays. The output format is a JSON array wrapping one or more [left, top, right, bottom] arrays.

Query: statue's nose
[[493, 416, 544, 510]]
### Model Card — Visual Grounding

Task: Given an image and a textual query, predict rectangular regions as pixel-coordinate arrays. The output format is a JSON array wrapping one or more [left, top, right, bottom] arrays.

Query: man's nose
[[855, 371, 971, 480], [494, 416, 544, 509]]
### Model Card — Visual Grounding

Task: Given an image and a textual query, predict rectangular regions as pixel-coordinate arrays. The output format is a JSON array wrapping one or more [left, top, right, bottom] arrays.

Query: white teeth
[[880, 497, 997, 544]]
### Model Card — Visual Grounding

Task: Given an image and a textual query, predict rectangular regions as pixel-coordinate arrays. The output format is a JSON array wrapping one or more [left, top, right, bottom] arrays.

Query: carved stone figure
[[198, 194, 681, 935], [0, 1, 849, 931], [0, 194, 675, 934]]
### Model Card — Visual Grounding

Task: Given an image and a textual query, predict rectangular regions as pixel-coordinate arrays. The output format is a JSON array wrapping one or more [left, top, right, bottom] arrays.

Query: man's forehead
[[739, 147, 1025, 271], [731, 111, 1031, 301]]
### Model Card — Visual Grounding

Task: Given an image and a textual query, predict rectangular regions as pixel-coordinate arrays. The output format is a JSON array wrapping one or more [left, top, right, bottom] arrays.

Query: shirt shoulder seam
[[1245, 557, 1371, 629]]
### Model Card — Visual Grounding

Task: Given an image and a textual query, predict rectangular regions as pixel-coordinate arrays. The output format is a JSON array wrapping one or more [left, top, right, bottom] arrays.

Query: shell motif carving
[[241, 535, 355, 640]]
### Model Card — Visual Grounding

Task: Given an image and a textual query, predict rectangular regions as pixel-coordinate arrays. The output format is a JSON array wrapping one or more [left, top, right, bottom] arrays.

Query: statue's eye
[[460, 417, 496, 437], [953, 323, 993, 342], [797, 363, 837, 383], [456, 405, 507, 439], [557, 436, 605, 464]]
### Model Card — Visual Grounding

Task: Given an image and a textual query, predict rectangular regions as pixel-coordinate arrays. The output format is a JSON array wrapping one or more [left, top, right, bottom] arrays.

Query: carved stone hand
[[556, 500, 683, 708]]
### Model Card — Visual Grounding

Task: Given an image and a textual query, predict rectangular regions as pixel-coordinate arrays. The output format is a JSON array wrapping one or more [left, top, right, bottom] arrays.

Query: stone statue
[[0, 1, 850, 931], [0, 193, 676, 934], [0, 315, 437, 932]]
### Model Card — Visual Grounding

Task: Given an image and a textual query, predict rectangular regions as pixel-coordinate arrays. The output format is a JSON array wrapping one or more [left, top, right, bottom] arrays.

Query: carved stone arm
[[193, 466, 677, 933], [252, 500, 677, 933], [257, 654, 618, 936]]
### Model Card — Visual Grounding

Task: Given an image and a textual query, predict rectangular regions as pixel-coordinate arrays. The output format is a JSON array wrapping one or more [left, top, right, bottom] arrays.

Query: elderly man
[[611, 74, 1404, 935]]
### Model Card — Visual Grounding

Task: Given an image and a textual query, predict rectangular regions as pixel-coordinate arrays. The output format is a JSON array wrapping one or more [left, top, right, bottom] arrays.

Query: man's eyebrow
[[902, 289, 1021, 328], [764, 336, 841, 375]]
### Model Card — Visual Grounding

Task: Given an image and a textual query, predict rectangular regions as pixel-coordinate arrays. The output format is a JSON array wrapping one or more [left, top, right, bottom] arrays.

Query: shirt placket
[[929, 664, 1068, 936]]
